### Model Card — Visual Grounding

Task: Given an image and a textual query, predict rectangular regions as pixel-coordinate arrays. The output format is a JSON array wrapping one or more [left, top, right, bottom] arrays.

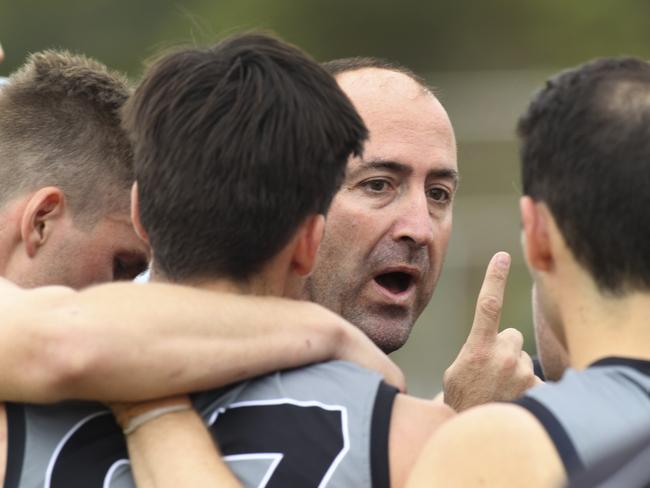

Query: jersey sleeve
[[512, 395, 582, 473], [4, 402, 26, 488], [369, 381, 398, 488]]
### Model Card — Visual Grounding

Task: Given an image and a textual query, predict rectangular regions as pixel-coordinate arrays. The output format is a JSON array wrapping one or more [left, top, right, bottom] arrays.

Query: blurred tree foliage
[[2, 0, 650, 77]]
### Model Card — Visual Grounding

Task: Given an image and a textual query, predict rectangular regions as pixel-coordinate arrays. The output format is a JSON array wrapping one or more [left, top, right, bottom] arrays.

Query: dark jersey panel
[[212, 402, 345, 487]]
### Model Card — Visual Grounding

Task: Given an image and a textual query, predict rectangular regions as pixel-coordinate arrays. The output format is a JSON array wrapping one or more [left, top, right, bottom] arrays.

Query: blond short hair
[[0, 50, 134, 224]]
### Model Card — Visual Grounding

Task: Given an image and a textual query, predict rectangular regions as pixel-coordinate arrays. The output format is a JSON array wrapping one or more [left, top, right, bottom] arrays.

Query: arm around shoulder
[[0, 281, 403, 402]]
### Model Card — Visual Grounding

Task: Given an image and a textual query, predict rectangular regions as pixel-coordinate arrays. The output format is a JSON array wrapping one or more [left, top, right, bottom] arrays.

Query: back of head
[[518, 57, 650, 294], [0, 50, 134, 223], [124, 33, 367, 283]]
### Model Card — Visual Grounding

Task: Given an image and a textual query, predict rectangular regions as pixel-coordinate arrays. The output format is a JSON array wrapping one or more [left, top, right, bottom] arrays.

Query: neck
[[150, 259, 294, 298], [174, 275, 282, 296], [560, 282, 650, 369], [0, 198, 28, 281]]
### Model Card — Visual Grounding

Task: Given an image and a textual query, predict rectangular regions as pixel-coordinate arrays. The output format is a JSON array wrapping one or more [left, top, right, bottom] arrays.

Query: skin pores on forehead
[[304, 68, 458, 353]]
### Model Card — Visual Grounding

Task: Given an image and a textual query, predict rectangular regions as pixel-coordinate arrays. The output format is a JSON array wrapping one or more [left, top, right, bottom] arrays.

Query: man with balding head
[[306, 58, 457, 353], [307, 57, 535, 409]]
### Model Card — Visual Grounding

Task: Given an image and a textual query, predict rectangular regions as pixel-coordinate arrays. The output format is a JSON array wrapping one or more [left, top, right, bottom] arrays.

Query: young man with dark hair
[[128, 39, 363, 284], [406, 57, 650, 487]]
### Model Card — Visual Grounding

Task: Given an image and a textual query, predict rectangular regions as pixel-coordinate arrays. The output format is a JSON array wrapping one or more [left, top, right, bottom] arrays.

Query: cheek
[[73, 246, 115, 285], [433, 217, 453, 255], [326, 200, 387, 253]]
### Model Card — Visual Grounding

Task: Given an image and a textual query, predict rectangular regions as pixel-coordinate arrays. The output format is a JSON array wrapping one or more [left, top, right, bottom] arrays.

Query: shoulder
[[406, 403, 565, 487], [268, 360, 387, 399]]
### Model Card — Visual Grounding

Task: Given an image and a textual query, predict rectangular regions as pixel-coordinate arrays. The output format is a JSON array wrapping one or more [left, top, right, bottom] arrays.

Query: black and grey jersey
[[514, 357, 650, 480], [5, 360, 396, 488]]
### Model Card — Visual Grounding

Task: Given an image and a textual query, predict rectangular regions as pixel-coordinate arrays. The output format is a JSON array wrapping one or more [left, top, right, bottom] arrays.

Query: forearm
[[114, 397, 242, 488], [60, 284, 345, 399], [0, 282, 402, 403]]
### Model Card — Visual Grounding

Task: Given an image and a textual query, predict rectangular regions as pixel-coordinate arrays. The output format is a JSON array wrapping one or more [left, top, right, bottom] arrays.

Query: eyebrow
[[349, 159, 459, 188]]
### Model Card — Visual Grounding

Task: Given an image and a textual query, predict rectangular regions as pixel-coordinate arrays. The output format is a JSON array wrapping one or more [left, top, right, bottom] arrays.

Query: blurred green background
[[2, 0, 650, 396]]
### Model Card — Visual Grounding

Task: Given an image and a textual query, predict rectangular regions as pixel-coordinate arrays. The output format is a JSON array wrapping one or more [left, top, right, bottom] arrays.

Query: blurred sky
[[2, 0, 650, 395]]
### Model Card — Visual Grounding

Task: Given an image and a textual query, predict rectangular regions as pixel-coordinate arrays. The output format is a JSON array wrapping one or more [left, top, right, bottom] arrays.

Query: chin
[[363, 311, 413, 354]]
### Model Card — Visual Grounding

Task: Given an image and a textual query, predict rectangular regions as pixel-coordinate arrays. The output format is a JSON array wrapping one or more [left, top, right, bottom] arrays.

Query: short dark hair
[[322, 56, 434, 95], [518, 57, 650, 294], [124, 33, 368, 282], [0, 50, 134, 224]]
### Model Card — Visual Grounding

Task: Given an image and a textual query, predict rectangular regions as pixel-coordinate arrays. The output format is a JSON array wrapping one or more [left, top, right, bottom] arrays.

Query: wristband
[[123, 404, 191, 435]]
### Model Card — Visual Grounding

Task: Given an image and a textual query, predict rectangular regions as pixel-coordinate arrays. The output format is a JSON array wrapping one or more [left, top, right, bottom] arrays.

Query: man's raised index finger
[[467, 252, 511, 345]]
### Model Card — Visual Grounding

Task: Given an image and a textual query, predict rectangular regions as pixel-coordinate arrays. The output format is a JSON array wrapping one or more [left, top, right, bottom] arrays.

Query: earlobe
[[130, 183, 149, 243], [520, 196, 553, 272], [292, 214, 325, 276], [20, 187, 65, 257]]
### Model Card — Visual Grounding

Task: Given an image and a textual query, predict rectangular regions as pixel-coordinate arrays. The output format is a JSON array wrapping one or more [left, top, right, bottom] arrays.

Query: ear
[[290, 214, 325, 276], [130, 182, 149, 244], [520, 196, 554, 272], [20, 187, 66, 258]]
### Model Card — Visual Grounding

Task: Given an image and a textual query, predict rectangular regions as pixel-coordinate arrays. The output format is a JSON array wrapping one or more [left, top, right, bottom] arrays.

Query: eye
[[360, 178, 391, 193], [113, 253, 149, 281], [427, 187, 451, 203]]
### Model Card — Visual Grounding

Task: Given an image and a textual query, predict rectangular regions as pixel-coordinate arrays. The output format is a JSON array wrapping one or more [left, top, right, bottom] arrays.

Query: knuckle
[[463, 347, 491, 367], [499, 353, 518, 372], [500, 327, 523, 341], [477, 295, 502, 320]]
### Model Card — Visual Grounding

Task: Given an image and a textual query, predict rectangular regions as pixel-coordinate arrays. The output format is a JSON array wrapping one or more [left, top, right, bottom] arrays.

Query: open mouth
[[374, 272, 414, 295]]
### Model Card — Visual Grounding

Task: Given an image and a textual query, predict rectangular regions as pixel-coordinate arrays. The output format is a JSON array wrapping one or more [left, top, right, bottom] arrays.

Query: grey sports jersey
[[5, 360, 396, 488], [570, 432, 650, 488], [514, 357, 650, 479]]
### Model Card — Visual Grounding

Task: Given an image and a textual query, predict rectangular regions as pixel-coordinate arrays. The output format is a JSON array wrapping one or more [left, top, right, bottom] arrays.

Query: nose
[[391, 191, 434, 248]]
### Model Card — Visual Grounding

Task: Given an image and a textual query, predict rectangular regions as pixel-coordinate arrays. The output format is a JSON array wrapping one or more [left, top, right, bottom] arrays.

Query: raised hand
[[443, 252, 538, 412]]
